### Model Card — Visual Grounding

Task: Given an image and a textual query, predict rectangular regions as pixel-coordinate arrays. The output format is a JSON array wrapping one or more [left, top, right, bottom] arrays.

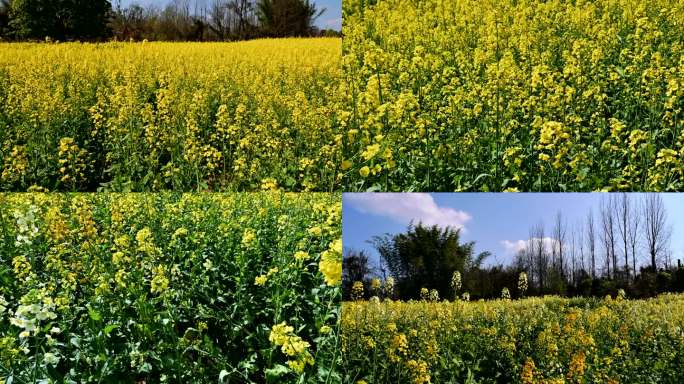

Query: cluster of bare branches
[[515, 194, 673, 292]]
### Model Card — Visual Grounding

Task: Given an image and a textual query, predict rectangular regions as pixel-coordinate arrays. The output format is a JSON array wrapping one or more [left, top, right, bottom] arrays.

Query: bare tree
[[643, 194, 671, 270], [553, 211, 567, 279], [570, 224, 577, 285], [532, 222, 546, 292], [600, 195, 617, 277], [208, 0, 256, 40], [524, 229, 536, 288], [616, 193, 630, 280], [208, 0, 231, 39], [628, 195, 641, 276], [664, 249, 673, 269], [112, 3, 159, 41], [586, 208, 596, 279], [577, 220, 585, 274], [229, 0, 255, 39], [514, 248, 527, 272]]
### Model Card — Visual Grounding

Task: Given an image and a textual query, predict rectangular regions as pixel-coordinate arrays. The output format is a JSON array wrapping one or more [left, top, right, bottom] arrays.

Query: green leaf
[[472, 173, 491, 185], [218, 370, 229, 383], [265, 364, 290, 380], [104, 324, 119, 336], [88, 308, 102, 321]]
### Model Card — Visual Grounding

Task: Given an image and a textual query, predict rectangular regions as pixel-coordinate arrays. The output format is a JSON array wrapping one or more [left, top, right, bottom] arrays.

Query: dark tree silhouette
[[9, 0, 111, 40], [342, 248, 373, 300], [643, 194, 671, 271], [587, 208, 596, 279], [110, 3, 148, 41], [0, 0, 10, 38], [257, 0, 323, 37], [372, 222, 489, 300]]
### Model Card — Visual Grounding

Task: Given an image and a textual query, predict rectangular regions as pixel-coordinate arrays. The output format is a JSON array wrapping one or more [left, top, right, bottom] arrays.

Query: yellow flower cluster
[[135, 227, 156, 255], [293, 251, 310, 262], [405, 359, 431, 384], [57, 137, 89, 189], [0, 39, 342, 192], [269, 322, 315, 373], [11, 255, 31, 280], [150, 265, 169, 294], [241, 229, 257, 248], [319, 238, 342, 286], [351, 281, 364, 300], [342, 294, 684, 382], [254, 267, 279, 287], [0, 145, 28, 186], [343, 0, 684, 191]]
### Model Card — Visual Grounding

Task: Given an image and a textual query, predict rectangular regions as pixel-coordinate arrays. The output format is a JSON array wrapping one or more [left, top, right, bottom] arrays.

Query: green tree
[[257, 0, 323, 37], [372, 223, 490, 300], [0, 0, 10, 38], [342, 248, 373, 300], [10, 0, 111, 40]]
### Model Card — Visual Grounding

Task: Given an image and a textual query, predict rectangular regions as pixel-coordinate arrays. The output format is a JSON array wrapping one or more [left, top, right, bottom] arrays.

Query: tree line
[[343, 194, 684, 301], [0, 0, 338, 42]]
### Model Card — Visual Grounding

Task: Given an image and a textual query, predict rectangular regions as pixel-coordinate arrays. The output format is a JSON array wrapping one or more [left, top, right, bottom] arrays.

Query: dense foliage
[[368, 223, 489, 300], [7, 0, 112, 40], [0, 39, 342, 192], [0, 193, 342, 383], [257, 0, 323, 37], [343, 294, 684, 383], [341, 0, 684, 191]]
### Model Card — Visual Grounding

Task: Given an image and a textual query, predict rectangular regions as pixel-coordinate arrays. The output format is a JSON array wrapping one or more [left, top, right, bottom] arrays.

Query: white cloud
[[501, 239, 528, 254], [322, 17, 342, 29], [344, 193, 471, 231], [502, 237, 560, 255]]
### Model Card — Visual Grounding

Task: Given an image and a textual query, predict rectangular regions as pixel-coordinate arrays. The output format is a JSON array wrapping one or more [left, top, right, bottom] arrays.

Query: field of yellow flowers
[[343, 295, 684, 383], [0, 193, 341, 383], [342, 0, 684, 191], [0, 38, 342, 192]]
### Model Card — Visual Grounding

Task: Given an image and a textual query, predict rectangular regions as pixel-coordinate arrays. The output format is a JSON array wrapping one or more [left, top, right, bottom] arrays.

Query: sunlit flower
[[319, 239, 342, 286], [294, 251, 310, 262]]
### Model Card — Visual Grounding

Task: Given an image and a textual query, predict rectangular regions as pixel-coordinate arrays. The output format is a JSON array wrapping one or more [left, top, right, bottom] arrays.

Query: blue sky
[[343, 193, 684, 273], [118, 0, 342, 30]]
